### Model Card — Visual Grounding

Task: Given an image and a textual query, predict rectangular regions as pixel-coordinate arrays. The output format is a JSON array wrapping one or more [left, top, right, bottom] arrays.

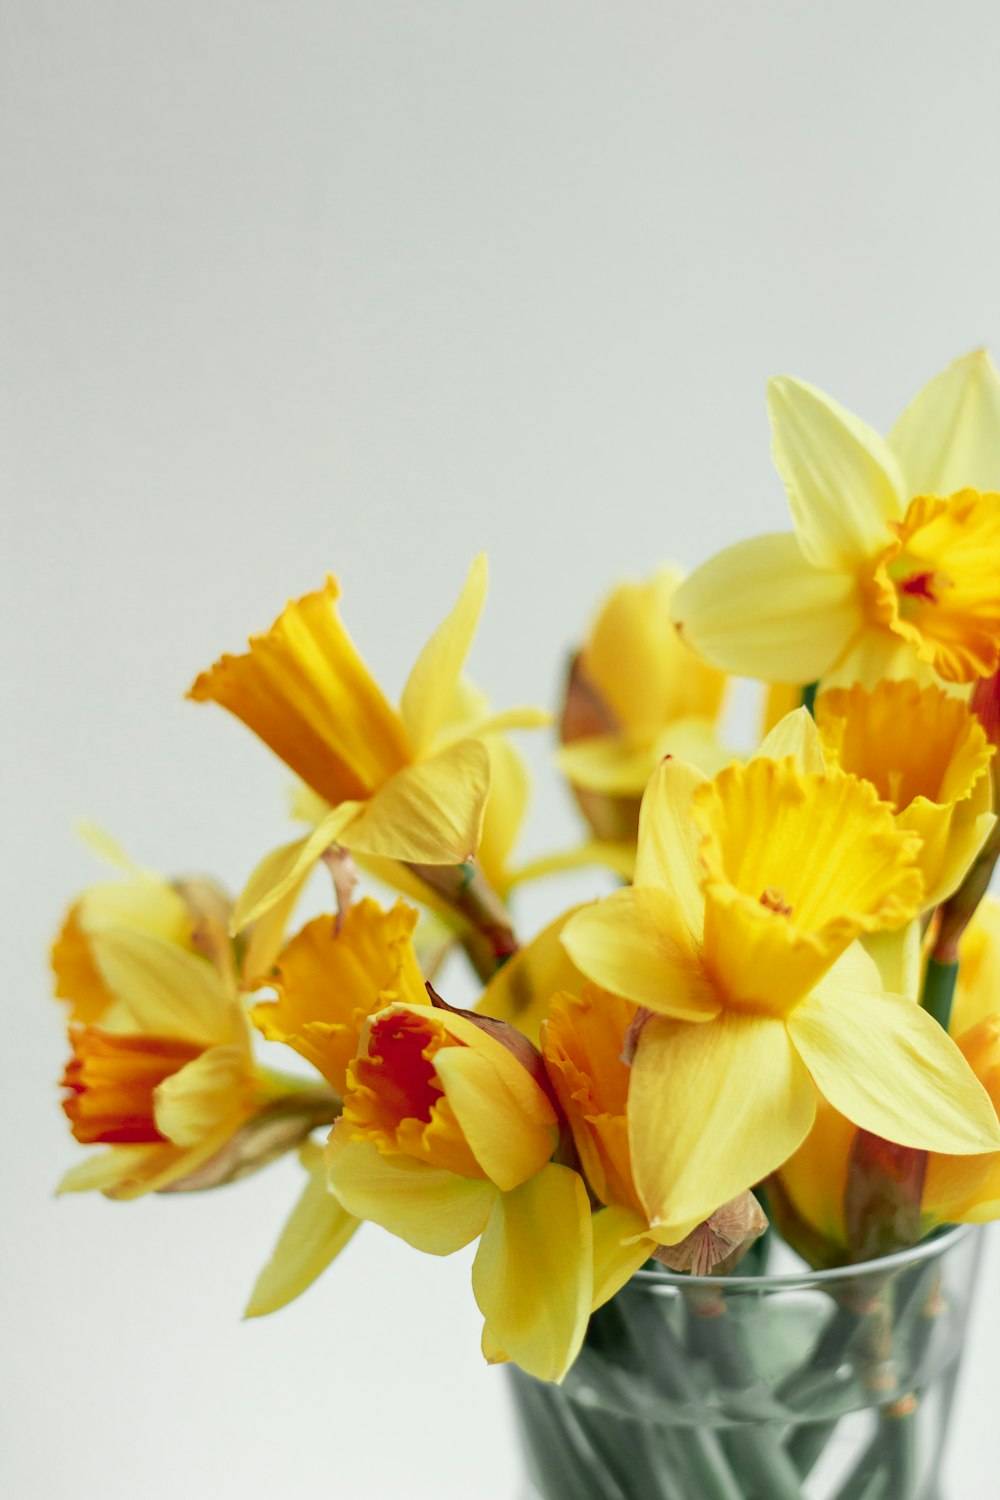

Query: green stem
[[919, 956, 958, 1032], [800, 681, 818, 716]]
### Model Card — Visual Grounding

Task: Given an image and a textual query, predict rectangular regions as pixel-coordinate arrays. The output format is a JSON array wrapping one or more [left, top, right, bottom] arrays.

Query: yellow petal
[[861, 923, 921, 999], [556, 735, 659, 796], [342, 739, 490, 864], [889, 349, 1000, 496], [671, 533, 862, 682], [51, 904, 116, 1025], [767, 376, 904, 568], [633, 756, 708, 941], [244, 1142, 359, 1317], [479, 907, 589, 1046], [508, 840, 636, 889], [251, 899, 425, 1093], [590, 1205, 652, 1310], [56, 1144, 165, 1195], [753, 706, 826, 773], [924, 1016, 1000, 1224], [477, 736, 531, 891], [189, 576, 411, 803], [787, 981, 1000, 1153], [153, 1045, 248, 1147], [562, 888, 719, 1021], [231, 805, 358, 934], [471, 1163, 592, 1383], [240, 869, 311, 986], [326, 1131, 495, 1254], [630, 1010, 817, 1236], [433, 1046, 555, 1191], [400, 555, 488, 757], [89, 927, 238, 1046], [578, 567, 727, 734]]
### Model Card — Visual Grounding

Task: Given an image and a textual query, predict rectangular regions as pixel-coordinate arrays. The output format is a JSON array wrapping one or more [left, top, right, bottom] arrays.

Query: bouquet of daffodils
[[53, 352, 1000, 1428]]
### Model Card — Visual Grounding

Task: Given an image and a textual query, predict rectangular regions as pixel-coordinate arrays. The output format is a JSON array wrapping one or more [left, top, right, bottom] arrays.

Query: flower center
[[759, 887, 793, 917]]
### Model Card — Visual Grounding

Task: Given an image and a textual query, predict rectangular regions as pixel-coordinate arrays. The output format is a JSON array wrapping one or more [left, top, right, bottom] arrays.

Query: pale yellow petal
[[889, 349, 1000, 496], [861, 923, 921, 1000], [56, 1145, 164, 1195], [231, 805, 358, 934], [561, 888, 718, 1021], [472, 1163, 592, 1383], [820, 628, 937, 692], [556, 735, 658, 795], [590, 1205, 653, 1310], [579, 568, 727, 732], [768, 375, 904, 568], [400, 554, 488, 757], [479, 907, 588, 1046], [671, 534, 862, 682], [630, 1011, 817, 1235], [90, 927, 237, 1046], [508, 840, 636, 889], [752, 706, 826, 773], [244, 1142, 360, 1317], [341, 739, 490, 864], [325, 1132, 495, 1253], [477, 736, 531, 889], [788, 983, 1000, 1154], [153, 1045, 248, 1147], [432, 1046, 556, 1192], [633, 756, 708, 941], [240, 868, 312, 985], [648, 717, 735, 778]]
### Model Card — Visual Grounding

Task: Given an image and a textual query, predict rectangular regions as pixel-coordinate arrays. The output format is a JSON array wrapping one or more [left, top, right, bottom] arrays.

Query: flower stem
[[919, 956, 958, 1032], [407, 858, 518, 982]]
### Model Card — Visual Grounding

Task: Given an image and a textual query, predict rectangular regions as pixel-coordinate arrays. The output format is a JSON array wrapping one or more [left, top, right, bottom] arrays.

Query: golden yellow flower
[[557, 567, 729, 803], [189, 556, 547, 930], [327, 998, 593, 1382], [562, 719, 1000, 1242], [672, 351, 1000, 688], [816, 680, 995, 907]]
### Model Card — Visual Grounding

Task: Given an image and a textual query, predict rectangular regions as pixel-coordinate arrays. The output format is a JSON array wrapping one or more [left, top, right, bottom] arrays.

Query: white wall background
[[4, 3, 1000, 1495]]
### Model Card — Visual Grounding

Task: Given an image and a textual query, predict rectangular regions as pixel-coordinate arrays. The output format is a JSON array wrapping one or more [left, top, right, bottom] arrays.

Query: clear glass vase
[[508, 1225, 981, 1500]]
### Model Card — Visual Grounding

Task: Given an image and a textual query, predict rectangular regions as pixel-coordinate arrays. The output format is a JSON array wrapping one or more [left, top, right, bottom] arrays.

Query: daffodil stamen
[[760, 887, 793, 917]]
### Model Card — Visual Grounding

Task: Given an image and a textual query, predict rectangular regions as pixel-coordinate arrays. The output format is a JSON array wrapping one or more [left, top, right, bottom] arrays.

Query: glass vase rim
[[631, 1221, 975, 1292]]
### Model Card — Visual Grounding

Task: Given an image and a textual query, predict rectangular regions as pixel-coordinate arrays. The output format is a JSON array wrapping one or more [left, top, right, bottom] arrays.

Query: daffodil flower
[[557, 567, 730, 800], [672, 351, 1000, 688], [54, 837, 339, 1202], [561, 716, 1000, 1242], [326, 995, 601, 1382], [189, 556, 547, 931]]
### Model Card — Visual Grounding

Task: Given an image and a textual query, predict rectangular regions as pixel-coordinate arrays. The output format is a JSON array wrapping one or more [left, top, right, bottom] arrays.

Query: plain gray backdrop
[[4, 4, 1000, 1496]]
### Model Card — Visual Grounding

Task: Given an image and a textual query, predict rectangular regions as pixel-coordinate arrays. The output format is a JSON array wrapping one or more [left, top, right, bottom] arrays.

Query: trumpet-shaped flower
[[816, 681, 995, 907], [672, 351, 1000, 688], [189, 556, 547, 930], [55, 841, 337, 1201], [557, 568, 730, 802], [562, 737, 1000, 1241], [327, 996, 601, 1381]]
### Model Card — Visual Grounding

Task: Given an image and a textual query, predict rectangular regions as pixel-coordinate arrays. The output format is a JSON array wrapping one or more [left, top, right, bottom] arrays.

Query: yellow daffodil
[[189, 556, 547, 930], [557, 567, 729, 808], [561, 721, 1000, 1242], [250, 897, 427, 1093], [326, 995, 598, 1382], [777, 903, 1000, 1257], [672, 351, 1000, 689], [55, 840, 338, 1201], [816, 680, 996, 907]]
